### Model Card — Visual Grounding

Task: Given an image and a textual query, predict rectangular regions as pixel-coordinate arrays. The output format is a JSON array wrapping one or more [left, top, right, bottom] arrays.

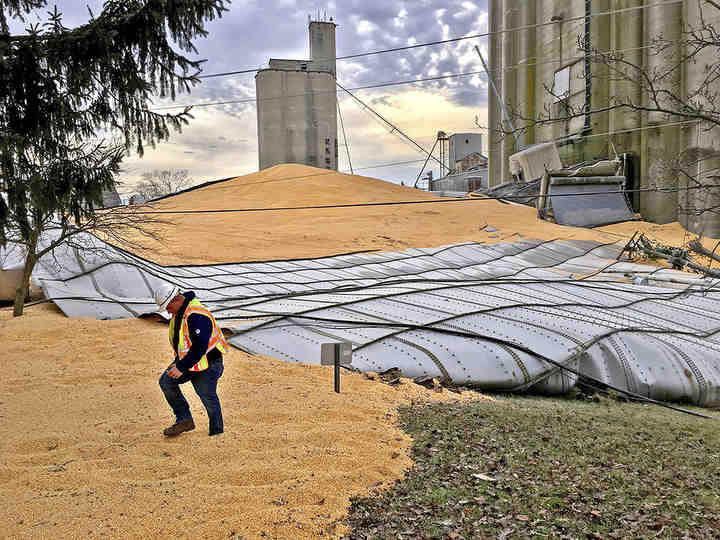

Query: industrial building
[[487, 0, 720, 234], [429, 132, 488, 192], [448, 133, 485, 173], [255, 18, 338, 171]]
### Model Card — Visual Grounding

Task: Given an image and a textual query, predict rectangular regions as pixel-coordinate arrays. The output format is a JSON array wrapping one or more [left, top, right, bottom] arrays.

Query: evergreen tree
[[0, 0, 229, 315]]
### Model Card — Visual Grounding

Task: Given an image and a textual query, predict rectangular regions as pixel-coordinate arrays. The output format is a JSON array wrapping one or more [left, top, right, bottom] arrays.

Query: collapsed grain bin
[[0, 244, 43, 302]]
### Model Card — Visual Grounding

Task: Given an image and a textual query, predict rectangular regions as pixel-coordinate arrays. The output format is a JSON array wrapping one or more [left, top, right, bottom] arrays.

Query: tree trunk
[[12, 252, 37, 317]]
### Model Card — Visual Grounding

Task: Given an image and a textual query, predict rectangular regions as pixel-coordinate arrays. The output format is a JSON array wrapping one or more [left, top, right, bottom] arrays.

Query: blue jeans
[[159, 359, 224, 435]]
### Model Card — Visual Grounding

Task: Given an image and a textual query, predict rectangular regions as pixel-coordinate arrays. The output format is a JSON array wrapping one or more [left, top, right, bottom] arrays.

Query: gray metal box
[[320, 342, 352, 366]]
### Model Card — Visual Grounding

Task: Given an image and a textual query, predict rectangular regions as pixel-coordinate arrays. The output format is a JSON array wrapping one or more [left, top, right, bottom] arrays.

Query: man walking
[[155, 284, 228, 437]]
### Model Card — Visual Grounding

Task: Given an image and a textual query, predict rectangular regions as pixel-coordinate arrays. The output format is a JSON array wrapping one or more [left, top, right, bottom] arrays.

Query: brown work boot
[[163, 419, 195, 437]]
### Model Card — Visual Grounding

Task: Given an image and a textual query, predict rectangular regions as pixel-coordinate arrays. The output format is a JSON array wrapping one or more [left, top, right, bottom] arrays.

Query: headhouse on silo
[[255, 18, 338, 171]]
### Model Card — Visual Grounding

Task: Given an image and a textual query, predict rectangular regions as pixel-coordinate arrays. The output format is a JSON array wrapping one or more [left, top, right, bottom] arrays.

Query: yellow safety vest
[[169, 298, 228, 372]]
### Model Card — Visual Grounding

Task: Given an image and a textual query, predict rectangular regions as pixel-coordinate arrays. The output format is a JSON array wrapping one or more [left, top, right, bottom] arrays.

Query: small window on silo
[[553, 66, 570, 101]]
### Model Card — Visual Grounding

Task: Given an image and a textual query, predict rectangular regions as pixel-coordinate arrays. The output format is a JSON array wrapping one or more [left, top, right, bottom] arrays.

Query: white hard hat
[[154, 283, 180, 311]]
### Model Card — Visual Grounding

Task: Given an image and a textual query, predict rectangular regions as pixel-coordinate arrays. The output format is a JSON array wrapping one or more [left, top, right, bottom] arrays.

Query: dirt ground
[[124, 163, 718, 266], [0, 303, 488, 539], [3, 164, 716, 539]]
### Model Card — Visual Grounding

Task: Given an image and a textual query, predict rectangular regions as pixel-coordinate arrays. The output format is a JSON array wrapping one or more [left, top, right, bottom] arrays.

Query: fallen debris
[[413, 375, 441, 390], [544, 176, 636, 228], [471, 180, 540, 207], [378, 367, 403, 385], [628, 233, 720, 277]]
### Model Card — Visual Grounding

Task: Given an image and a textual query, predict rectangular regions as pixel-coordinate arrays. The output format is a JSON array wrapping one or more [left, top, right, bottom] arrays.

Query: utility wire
[[152, 69, 487, 111], [125, 182, 720, 215], [472, 119, 704, 149], [153, 41, 679, 112], [337, 100, 353, 174], [337, 1, 683, 60], [119, 119, 708, 200], [347, 93, 445, 162], [193, 0, 682, 80], [120, 157, 427, 199], [413, 138, 440, 189], [335, 80, 443, 169], [352, 159, 424, 171]]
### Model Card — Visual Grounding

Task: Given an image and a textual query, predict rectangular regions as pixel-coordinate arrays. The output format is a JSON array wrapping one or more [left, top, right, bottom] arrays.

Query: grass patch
[[343, 394, 720, 539]]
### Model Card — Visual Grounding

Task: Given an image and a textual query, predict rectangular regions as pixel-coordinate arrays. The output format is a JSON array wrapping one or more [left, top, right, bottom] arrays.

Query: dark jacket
[[172, 291, 222, 373]]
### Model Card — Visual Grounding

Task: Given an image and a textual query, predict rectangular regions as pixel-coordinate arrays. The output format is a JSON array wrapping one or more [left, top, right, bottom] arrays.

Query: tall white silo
[[256, 20, 338, 171]]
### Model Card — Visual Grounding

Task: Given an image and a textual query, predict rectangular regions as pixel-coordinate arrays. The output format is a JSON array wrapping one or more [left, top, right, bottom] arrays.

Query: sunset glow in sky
[[10, 1, 491, 191]]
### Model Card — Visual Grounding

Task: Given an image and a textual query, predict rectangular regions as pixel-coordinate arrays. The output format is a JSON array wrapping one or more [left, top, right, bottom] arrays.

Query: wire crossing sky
[[8, 0, 502, 189], [10, 0, 686, 194]]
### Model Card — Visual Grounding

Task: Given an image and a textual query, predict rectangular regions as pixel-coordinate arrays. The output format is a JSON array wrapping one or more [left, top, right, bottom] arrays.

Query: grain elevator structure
[[487, 0, 720, 234], [256, 18, 338, 171]]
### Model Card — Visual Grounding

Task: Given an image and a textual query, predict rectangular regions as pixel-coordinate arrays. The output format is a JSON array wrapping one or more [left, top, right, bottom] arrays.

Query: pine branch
[[1, 1, 230, 316]]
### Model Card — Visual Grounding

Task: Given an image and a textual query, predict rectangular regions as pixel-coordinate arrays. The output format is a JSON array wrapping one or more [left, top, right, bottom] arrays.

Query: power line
[[336, 80, 443, 169], [132, 118, 702, 182], [472, 119, 705, 149], [337, 1, 683, 60], [124, 182, 720, 215], [337, 100, 353, 174], [352, 159, 424, 171], [194, 0, 682, 80], [155, 9, 692, 112], [120, 157, 429, 196], [345, 90, 448, 161], [198, 68, 260, 80], [153, 40, 694, 113], [152, 69, 487, 111], [116, 116, 714, 207], [156, 1, 705, 114]]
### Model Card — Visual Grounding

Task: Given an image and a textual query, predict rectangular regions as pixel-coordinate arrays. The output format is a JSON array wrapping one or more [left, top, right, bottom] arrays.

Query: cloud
[[356, 19, 378, 35], [11, 0, 491, 186], [118, 107, 259, 191], [370, 96, 395, 108], [454, 1, 479, 19], [337, 87, 486, 181]]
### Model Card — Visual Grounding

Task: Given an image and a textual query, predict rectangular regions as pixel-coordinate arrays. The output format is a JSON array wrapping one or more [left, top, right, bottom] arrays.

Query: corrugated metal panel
[[549, 177, 636, 227], [10, 231, 720, 406]]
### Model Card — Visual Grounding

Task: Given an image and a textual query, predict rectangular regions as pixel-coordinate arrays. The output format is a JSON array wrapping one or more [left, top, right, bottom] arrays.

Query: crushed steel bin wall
[[19, 233, 720, 408]]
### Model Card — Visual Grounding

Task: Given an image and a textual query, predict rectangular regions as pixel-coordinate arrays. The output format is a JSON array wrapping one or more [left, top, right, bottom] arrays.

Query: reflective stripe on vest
[[168, 298, 228, 372]]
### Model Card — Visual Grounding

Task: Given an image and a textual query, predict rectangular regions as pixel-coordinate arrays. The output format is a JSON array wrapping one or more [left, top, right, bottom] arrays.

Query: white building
[[255, 19, 339, 171]]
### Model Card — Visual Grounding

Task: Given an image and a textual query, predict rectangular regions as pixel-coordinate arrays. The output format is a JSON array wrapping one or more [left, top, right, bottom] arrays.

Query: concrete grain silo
[[256, 20, 338, 171], [487, 0, 720, 233], [449, 133, 484, 169]]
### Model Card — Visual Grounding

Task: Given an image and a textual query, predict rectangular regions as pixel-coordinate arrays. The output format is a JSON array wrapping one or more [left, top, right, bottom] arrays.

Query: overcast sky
[[11, 1, 491, 191]]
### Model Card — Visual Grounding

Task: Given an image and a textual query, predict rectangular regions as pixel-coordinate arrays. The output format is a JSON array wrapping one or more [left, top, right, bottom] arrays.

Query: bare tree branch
[[135, 169, 194, 201]]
